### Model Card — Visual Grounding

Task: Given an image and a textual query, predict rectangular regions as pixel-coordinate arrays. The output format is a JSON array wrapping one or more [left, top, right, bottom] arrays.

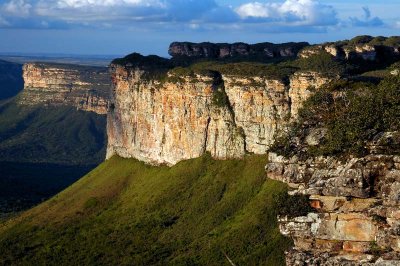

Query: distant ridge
[[168, 41, 309, 59]]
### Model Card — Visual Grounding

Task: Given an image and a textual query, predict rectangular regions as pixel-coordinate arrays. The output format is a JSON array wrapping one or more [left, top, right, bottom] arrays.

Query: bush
[[275, 193, 313, 218], [294, 52, 346, 77], [274, 76, 400, 158], [349, 35, 374, 45]]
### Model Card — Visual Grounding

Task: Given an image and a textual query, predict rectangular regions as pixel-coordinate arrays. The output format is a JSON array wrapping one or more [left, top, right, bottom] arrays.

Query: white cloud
[[55, 0, 164, 8], [0, 0, 377, 34], [3, 0, 32, 17], [235, 0, 338, 26], [236, 2, 271, 19]]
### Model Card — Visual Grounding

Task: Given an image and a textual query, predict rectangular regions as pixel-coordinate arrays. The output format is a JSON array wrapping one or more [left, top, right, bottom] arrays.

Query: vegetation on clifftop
[[112, 50, 376, 84], [271, 75, 400, 157], [0, 155, 291, 265]]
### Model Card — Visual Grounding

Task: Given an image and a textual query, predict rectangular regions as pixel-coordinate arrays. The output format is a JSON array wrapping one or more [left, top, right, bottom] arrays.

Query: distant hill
[[0, 54, 117, 67]]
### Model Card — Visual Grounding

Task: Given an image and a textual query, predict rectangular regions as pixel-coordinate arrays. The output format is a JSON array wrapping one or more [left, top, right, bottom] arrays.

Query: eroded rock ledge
[[21, 63, 111, 114], [267, 149, 400, 265]]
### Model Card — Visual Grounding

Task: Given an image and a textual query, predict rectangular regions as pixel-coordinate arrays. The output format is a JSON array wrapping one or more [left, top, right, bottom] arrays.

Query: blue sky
[[0, 0, 399, 56]]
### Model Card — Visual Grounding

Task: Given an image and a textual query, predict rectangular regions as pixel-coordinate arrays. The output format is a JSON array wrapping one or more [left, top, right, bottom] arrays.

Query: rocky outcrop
[[266, 136, 400, 265], [299, 36, 400, 62], [20, 63, 111, 114], [169, 41, 309, 59], [106, 62, 331, 165], [288, 72, 333, 118], [299, 44, 346, 60]]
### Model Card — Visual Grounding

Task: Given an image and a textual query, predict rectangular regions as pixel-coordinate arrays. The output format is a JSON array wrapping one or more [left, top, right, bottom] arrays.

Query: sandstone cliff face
[[266, 135, 400, 265], [21, 63, 111, 114], [169, 41, 309, 59], [106, 64, 331, 165], [288, 72, 332, 118]]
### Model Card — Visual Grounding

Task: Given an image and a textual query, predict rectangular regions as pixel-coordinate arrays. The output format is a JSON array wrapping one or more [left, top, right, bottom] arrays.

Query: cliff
[[20, 63, 111, 114], [106, 38, 400, 263], [107, 60, 330, 165], [169, 41, 309, 60], [266, 76, 400, 265], [299, 35, 400, 63]]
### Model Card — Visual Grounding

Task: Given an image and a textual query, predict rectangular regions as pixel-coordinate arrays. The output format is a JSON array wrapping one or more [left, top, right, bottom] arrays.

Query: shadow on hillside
[[0, 162, 97, 217]]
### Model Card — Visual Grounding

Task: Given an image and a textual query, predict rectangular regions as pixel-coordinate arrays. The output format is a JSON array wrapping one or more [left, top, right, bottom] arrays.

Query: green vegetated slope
[[0, 97, 107, 165], [0, 155, 291, 266]]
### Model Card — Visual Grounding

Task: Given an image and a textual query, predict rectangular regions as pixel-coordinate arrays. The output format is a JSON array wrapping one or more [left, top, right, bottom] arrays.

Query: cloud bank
[[235, 0, 338, 26], [349, 6, 384, 27], [0, 0, 389, 33]]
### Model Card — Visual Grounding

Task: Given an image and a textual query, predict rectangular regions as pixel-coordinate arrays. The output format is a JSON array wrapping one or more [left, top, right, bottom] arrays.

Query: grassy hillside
[[0, 155, 291, 265]]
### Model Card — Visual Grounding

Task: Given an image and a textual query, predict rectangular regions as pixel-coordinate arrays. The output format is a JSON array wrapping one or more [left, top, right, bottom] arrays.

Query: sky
[[0, 0, 399, 57]]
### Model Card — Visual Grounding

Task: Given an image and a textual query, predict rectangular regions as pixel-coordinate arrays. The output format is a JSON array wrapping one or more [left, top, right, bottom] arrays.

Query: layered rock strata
[[21, 63, 111, 114], [169, 41, 309, 59], [106, 65, 330, 165], [299, 36, 400, 62], [266, 139, 400, 265]]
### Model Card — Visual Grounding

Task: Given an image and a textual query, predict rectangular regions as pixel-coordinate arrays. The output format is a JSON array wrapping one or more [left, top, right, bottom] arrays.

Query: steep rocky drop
[[21, 62, 111, 114]]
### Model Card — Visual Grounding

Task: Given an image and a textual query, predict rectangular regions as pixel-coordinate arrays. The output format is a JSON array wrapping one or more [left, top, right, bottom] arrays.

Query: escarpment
[[107, 35, 400, 166], [20, 63, 111, 114], [169, 41, 309, 59], [299, 35, 400, 63], [106, 61, 331, 166]]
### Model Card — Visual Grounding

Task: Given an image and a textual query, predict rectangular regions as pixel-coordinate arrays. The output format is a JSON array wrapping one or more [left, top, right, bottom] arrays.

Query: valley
[[0, 60, 110, 218], [0, 35, 400, 265]]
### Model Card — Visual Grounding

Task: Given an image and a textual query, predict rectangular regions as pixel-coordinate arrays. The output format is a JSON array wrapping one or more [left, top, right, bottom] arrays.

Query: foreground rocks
[[267, 150, 400, 265]]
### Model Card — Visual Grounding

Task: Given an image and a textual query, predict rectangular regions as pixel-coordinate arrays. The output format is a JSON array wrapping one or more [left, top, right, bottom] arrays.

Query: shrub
[[349, 35, 374, 45], [294, 52, 346, 77], [212, 85, 230, 108], [275, 76, 400, 158], [275, 193, 313, 218]]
